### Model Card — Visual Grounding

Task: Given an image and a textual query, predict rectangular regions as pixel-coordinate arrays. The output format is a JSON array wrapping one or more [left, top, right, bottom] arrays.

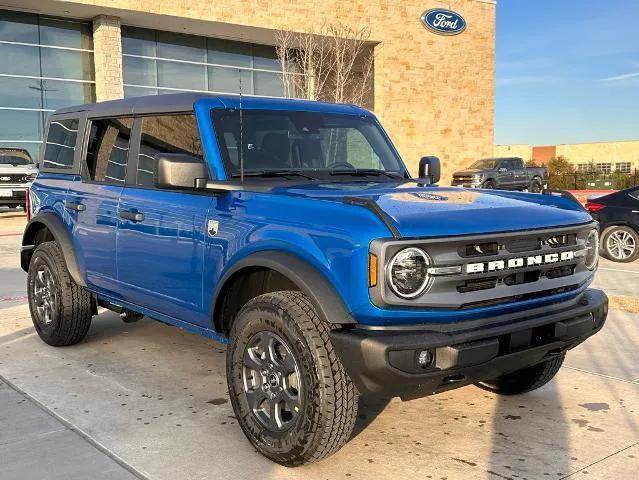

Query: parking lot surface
[[1, 210, 638, 479]]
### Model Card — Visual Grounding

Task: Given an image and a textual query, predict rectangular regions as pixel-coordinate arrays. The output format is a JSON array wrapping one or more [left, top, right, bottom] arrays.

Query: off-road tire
[[528, 177, 543, 193], [482, 179, 496, 189], [476, 353, 565, 395], [226, 290, 358, 466], [601, 226, 639, 263], [27, 241, 93, 346]]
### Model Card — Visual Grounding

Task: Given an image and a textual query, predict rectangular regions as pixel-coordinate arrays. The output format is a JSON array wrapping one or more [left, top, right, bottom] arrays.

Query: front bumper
[[330, 288, 608, 400], [0, 186, 27, 205]]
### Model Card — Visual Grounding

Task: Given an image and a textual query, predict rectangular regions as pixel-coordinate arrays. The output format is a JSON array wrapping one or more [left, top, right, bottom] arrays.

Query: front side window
[[84, 118, 133, 184], [42, 118, 79, 169], [211, 110, 404, 178], [136, 114, 203, 187]]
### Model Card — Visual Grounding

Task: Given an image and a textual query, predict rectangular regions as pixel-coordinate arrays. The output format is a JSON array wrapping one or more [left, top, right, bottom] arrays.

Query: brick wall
[[73, 0, 495, 182], [92, 15, 124, 101]]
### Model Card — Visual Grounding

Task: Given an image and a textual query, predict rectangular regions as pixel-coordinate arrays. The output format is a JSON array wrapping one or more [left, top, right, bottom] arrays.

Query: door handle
[[64, 200, 86, 212], [119, 210, 145, 222]]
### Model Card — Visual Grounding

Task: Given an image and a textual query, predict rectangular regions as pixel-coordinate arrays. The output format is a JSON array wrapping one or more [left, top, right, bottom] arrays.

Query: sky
[[495, 0, 639, 146]]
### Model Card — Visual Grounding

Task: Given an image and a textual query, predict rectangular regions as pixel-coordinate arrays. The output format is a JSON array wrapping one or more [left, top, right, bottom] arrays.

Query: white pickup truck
[[0, 148, 37, 210]]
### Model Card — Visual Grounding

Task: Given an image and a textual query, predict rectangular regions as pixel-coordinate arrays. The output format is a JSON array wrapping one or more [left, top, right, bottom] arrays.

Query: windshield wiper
[[231, 170, 317, 180], [329, 169, 403, 179]]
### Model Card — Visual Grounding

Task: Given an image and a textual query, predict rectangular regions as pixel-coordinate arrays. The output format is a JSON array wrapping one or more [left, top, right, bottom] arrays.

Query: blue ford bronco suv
[[22, 93, 607, 466]]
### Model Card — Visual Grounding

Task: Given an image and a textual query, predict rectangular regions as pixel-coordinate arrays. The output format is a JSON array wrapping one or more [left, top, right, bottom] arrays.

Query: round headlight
[[584, 229, 599, 270], [387, 247, 430, 298]]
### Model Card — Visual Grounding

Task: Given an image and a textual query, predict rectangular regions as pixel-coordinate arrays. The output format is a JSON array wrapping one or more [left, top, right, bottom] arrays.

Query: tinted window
[[136, 114, 203, 187], [511, 158, 524, 169], [629, 189, 639, 202], [211, 110, 402, 176], [42, 118, 79, 169], [500, 160, 514, 170], [84, 118, 133, 184]]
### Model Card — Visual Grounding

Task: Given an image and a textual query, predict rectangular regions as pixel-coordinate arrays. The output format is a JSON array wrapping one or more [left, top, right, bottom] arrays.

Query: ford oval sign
[[421, 9, 467, 36]]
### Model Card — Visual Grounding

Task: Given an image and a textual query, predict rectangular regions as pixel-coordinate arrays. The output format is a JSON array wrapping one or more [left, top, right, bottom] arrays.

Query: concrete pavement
[[0, 379, 141, 480], [1, 304, 638, 480]]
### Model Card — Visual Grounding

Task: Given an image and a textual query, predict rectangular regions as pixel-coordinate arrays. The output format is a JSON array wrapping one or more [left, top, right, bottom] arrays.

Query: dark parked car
[[586, 186, 639, 262], [452, 157, 548, 192]]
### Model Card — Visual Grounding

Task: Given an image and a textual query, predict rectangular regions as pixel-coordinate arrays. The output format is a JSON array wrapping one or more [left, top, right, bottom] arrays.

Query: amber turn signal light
[[369, 253, 378, 287]]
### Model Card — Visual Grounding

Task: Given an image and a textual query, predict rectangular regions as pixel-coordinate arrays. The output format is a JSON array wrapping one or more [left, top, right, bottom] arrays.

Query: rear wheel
[[528, 178, 543, 193], [476, 353, 565, 395], [602, 226, 639, 263], [27, 241, 93, 346], [226, 290, 358, 466]]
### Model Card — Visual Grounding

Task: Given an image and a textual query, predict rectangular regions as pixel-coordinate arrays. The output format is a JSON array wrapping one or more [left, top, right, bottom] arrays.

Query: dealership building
[[0, 0, 495, 181]]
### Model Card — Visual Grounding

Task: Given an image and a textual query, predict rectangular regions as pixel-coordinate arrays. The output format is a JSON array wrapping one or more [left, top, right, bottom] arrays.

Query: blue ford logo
[[421, 9, 467, 36]]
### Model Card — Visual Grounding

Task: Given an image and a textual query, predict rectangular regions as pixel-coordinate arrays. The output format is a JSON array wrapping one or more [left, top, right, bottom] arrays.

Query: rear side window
[[136, 114, 203, 187], [84, 118, 133, 185], [42, 118, 79, 169]]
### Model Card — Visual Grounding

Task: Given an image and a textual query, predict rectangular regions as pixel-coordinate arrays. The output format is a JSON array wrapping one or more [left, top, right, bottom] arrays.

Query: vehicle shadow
[[488, 380, 570, 479], [350, 395, 391, 439]]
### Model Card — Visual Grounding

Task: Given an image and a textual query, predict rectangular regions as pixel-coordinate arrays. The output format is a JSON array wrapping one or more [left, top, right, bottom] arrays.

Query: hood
[[452, 169, 485, 176], [0, 163, 37, 174], [277, 182, 592, 238]]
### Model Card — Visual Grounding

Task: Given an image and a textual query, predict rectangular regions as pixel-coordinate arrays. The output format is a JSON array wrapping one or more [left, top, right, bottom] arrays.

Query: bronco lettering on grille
[[466, 251, 576, 274]]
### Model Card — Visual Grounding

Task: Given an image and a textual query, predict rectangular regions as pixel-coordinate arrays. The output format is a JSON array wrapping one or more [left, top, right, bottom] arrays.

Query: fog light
[[417, 350, 434, 368]]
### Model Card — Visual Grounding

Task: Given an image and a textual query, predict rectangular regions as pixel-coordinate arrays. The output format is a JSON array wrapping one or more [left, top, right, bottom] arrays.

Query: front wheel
[[226, 291, 358, 466], [602, 226, 639, 263], [482, 180, 496, 189], [476, 353, 565, 395]]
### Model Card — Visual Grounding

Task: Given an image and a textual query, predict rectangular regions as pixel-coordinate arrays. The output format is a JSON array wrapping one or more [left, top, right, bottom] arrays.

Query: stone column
[[92, 15, 124, 101]]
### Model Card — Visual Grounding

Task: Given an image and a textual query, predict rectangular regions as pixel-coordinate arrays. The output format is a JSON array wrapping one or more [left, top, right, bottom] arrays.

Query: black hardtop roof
[[51, 92, 365, 118], [53, 92, 218, 117]]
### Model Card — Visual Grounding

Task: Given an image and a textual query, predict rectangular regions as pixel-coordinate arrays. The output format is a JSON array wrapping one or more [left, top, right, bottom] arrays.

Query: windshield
[[211, 109, 406, 179], [0, 154, 32, 166], [469, 158, 500, 169]]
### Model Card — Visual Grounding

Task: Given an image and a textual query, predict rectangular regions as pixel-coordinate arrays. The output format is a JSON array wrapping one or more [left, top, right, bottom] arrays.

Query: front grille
[[0, 174, 24, 183], [452, 176, 473, 183], [372, 223, 595, 309]]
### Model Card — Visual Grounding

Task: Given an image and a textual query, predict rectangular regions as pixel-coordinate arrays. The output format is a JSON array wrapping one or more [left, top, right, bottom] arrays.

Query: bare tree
[[275, 22, 375, 107]]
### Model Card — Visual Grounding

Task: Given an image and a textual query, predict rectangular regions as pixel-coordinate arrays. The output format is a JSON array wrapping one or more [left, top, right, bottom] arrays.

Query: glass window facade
[[0, 10, 95, 162], [122, 26, 293, 99]]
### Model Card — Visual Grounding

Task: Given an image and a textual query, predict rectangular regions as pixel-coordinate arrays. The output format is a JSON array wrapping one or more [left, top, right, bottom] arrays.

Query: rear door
[[116, 113, 214, 324], [66, 117, 132, 293], [510, 158, 528, 188]]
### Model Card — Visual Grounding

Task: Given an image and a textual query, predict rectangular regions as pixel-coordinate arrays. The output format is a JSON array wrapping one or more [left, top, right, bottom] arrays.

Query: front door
[[67, 117, 133, 293], [116, 114, 215, 325]]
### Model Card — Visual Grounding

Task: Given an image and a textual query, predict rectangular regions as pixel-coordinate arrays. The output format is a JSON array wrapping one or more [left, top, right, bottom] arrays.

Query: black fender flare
[[21, 212, 86, 287], [212, 251, 356, 330]]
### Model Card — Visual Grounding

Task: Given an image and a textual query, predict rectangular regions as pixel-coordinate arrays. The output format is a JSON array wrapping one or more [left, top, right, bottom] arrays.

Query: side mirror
[[154, 153, 208, 190], [418, 156, 441, 184]]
